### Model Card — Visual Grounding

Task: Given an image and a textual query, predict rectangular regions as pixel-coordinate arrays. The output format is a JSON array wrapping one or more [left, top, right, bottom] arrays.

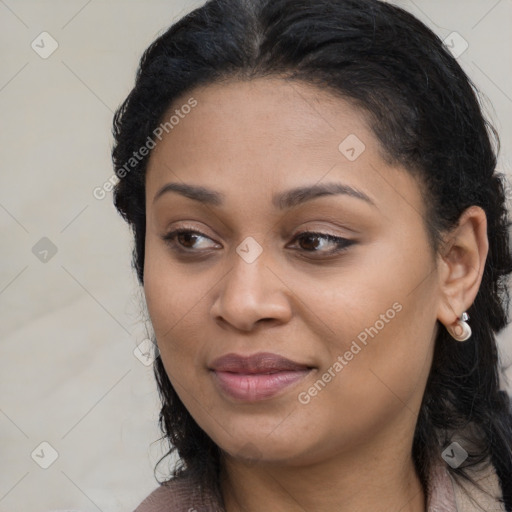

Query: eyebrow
[[152, 181, 376, 209]]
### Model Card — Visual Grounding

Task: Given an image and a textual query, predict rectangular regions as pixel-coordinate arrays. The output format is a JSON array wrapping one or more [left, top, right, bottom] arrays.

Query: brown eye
[[289, 231, 355, 256], [176, 231, 200, 248], [162, 229, 220, 252]]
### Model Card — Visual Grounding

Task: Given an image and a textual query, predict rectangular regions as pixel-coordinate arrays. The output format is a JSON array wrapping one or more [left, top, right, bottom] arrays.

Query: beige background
[[0, 1, 511, 511]]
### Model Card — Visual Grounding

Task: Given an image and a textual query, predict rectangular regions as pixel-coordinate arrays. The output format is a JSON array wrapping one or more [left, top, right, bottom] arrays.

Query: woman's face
[[143, 77, 442, 465]]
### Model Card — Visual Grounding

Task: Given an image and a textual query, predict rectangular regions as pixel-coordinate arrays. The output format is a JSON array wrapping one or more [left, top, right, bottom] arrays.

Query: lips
[[209, 352, 313, 401], [210, 352, 310, 373]]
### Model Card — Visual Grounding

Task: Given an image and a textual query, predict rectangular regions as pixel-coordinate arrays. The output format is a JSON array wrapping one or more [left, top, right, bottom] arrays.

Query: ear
[[436, 206, 489, 333]]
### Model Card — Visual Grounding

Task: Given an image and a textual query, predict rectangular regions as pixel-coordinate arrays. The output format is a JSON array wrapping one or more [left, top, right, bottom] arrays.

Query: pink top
[[133, 457, 506, 511]]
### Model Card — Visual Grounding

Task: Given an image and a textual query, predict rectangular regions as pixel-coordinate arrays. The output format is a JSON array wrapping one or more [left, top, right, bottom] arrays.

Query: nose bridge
[[211, 237, 292, 330]]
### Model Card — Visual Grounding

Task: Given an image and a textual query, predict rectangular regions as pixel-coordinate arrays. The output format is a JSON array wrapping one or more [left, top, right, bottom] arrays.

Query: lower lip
[[211, 369, 312, 401]]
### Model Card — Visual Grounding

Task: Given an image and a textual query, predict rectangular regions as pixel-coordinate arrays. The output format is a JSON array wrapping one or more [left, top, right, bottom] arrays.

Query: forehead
[[145, 77, 426, 222], [153, 77, 372, 161]]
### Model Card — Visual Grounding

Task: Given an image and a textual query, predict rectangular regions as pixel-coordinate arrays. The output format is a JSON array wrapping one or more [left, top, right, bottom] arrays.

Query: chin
[[209, 420, 319, 465]]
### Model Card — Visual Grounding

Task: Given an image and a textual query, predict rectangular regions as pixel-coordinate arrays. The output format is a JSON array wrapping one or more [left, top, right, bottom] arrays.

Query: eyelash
[[161, 228, 355, 258]]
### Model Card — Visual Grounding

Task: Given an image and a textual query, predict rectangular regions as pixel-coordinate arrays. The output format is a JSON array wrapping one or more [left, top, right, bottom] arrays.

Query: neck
[[220, 430, 426, 512]]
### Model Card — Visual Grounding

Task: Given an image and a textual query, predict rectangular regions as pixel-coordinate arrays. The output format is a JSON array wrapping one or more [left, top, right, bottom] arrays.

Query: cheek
[[292, 306, 435, 458], [144, 237, 196, 326], [290, 241, 436, 417], [143, 252, 214, 416], [143, 243, 206, 361]]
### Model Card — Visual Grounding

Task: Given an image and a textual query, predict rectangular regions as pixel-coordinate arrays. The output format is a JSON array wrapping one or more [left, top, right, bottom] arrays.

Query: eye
[[288, 231, 355, 256], [161, 228, 355, 258], [161, 228, 220, 253]]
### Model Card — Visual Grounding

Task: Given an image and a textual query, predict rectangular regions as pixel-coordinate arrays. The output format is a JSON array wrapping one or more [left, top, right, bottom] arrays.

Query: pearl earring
[[450, 312, 472, 342]]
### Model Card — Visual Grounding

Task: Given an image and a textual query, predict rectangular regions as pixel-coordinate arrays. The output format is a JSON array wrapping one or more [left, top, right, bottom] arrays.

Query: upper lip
[[209, 352, 311, 374]]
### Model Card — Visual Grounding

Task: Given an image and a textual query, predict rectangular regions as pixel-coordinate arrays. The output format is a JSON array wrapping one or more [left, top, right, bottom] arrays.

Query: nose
[[210, 248, 293, 332]]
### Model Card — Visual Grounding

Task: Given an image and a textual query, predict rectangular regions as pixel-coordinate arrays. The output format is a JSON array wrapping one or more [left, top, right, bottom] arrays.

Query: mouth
[[209, 352, 314, 402]]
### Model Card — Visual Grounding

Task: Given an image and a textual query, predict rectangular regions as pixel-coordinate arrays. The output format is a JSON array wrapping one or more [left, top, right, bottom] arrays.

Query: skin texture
[[143, 78, 488, 512]]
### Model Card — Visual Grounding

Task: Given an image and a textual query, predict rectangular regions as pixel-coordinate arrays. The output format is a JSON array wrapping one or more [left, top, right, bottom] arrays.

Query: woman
[[111, 0, 512, 510]]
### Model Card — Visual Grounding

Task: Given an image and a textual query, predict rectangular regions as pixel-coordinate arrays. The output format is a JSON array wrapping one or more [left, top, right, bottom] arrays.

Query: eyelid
[[162, 226, 220, 249], [287, 230, 355, 255], [161, 225, 356, 258]]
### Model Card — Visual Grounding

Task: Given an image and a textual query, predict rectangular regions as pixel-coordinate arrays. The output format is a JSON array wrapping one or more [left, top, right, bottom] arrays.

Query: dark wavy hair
[[111, 0, 512, 509]]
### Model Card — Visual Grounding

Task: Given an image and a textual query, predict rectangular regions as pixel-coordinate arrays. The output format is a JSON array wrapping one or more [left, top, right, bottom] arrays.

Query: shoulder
[[133, 473, 222, 512], [451, 459, 506, 512], [427, 456, 506, 512]]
